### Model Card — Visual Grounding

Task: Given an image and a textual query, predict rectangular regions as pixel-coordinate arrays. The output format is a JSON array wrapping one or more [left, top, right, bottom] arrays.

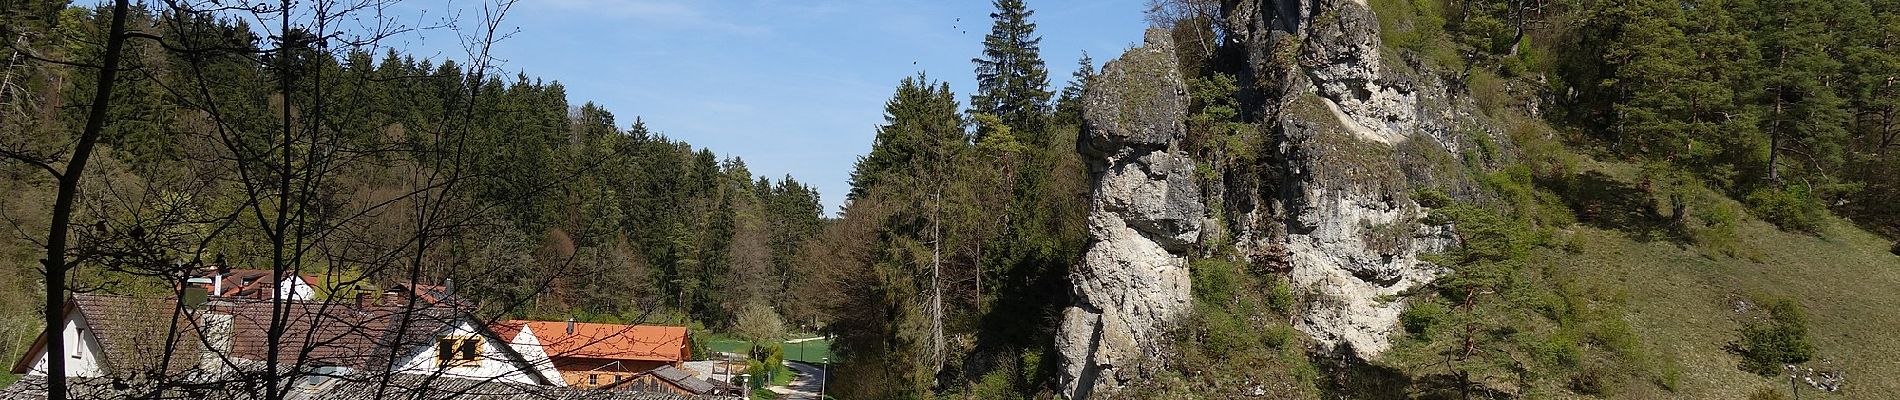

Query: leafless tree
[[0, 0, 691, 398]]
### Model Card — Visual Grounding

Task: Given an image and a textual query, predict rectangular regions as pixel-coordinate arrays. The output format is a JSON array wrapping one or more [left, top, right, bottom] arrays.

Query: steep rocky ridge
[[1056, 28, 1202, 399], [1222, 0, 1477, 360], [1057, 1, 1489, 396]]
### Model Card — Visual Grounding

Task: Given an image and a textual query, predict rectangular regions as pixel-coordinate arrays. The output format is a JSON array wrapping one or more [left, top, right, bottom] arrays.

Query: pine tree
[[1052, 52, 1094, 127], [1748, 0, 1851, 183], [971, 0, 1053, 138]]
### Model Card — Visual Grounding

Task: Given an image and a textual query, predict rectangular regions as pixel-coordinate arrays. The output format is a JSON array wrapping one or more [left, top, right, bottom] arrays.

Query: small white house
[[12, 306, 108, 377], [10, 295, 182, 378], [387, 318, 559, 385]]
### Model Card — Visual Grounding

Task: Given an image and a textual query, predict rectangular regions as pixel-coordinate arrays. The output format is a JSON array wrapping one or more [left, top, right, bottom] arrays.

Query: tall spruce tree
[[1053, 52, 1094, 127], [971, 0, 1053, 138]]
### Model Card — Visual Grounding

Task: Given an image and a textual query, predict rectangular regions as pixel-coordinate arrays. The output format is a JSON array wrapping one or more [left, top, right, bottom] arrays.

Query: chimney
[[211, 272, 223, 296], [444, 278, 455, 296], [199, 311, 234, 374], [355, 292, 372, 307], [566, 317, 576, 334]]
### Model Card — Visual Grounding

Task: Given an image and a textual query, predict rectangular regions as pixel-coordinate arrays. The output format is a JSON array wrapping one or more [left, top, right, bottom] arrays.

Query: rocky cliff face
[[1057, 2, 1484, 396], [1226, 0, 1471, 360], [1056, 28, 1202, 400]]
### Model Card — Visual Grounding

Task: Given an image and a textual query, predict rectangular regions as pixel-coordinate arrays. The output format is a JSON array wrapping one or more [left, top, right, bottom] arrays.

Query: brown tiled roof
[[218, 298, 460, 369], [78, 294, 205, 374], [0, 372, 706, 400], [390, 282, 473, 308], [492, 321, 689, 362], [192, 269, 317, 299], [282, 372, 706, 400], [5, 294, 210, 376]]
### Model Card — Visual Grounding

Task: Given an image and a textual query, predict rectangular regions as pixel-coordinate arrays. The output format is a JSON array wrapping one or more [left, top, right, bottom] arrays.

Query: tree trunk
[[928, 188, 945, 381], [42, 2, 131, 398], [1769, 50, 1788, 183]]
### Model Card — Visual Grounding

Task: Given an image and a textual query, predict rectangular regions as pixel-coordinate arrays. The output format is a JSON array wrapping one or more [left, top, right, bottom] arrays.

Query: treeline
[[809, 0, 1094, 397], [0, 3, 823, 339], [1515, 0, 1896, 235]]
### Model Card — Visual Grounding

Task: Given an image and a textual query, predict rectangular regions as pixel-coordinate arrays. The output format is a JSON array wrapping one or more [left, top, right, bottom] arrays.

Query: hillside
[[1551, 166, 1900, 397], [3, 0, 1897, 399], [0, 3, 828, 387]]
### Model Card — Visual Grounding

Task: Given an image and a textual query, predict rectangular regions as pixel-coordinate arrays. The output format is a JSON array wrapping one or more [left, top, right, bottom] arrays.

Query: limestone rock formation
[[1224, 0, 1470, 360], [1056, 28, 1201, 399]]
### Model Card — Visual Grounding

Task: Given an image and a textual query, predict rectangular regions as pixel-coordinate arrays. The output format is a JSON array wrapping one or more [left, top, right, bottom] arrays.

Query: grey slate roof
[[287, 372, 707, 400], [645, 365, 715, 394]]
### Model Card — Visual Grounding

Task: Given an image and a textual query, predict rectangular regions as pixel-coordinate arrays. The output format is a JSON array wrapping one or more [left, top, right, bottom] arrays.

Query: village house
[[489, 320, 695, 390], [189, 267, 319, 300], [8, 290, 720, 398], [9, 293, 553, 387]]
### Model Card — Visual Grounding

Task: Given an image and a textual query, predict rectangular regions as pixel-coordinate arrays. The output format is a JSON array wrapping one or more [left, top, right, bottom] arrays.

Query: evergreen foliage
[[971, 0, 1054, 137], [0, 5, 825, 338], [1736, 298, 1815, 376]]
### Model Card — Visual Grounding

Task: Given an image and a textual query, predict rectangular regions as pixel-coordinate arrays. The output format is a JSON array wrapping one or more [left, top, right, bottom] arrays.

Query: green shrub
[[1745, 186, 1827, 234], [1412, 187, 1454, 209], [970, 365, 1018, 399], [1747, 387, 1790, 400], [1470, 69, 1509, 115], [1690, 198, 1743, 255], [1266, 278, 1295, 316], [1523, 332, 1583, 368], [1737, 299, 1815, 376], [1399, 300, 1446, 336]]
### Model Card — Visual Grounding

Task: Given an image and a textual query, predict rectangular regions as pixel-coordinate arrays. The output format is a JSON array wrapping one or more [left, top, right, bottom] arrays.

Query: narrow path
[[766, 360, 826, 399]]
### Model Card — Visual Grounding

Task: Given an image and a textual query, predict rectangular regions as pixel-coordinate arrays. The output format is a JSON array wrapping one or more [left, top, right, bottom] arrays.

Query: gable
[[388, 318, 551, 385], [11, 307, 111, 377]]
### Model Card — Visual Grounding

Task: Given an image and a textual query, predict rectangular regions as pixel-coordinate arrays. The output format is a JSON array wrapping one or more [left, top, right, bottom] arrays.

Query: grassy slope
[[1549, 166, 1899, 398], [1358, 0, 1899, 396]]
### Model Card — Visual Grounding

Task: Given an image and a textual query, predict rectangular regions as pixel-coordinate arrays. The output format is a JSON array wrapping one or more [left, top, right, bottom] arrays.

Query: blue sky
[[383, 0, 1152, 213]]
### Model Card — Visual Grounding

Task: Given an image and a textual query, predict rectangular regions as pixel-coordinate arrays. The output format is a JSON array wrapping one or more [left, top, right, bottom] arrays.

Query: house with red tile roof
[[190, 268, 319, 300], [10, 294, 556, 388], [490, 320, 693, 390]]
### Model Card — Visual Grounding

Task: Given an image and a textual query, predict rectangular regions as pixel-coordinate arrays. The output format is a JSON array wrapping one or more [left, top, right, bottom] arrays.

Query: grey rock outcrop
[[1224, 0, 1469, 360], [1057, 28, 1201, 399]]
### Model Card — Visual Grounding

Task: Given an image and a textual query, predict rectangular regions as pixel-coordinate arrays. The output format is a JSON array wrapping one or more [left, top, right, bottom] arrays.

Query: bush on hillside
[[1748, 387, 1790, 400], [1745, 186, 1827, 234], [1736, 299, 1815, 376], [1399, 300, 1446, 337]]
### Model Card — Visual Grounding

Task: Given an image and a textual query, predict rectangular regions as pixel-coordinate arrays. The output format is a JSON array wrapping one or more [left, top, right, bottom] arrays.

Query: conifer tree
[[1053, 52, 1094, 127], [1749, 0, 1851, 183], [971, 0, 1053, 138]]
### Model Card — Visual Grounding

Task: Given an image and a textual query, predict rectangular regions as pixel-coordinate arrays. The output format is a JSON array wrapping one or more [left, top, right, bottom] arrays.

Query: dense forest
[[809, 0, 1900, 398], [3, 0, 1899, 399], [0, 1, 824, 372]]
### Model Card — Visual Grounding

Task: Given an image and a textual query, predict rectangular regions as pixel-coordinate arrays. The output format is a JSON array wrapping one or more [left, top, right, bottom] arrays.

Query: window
[[588, 374, 598, 386], [435, 336, 481, 367]]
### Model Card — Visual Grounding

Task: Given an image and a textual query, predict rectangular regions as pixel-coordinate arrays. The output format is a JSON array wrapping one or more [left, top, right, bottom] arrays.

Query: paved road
[[767, 360, 827, 399]]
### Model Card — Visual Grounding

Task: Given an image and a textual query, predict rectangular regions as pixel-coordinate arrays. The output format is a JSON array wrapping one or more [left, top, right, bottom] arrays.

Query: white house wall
[[509, 326, 565, 386], [24, 310, 110, 377], [389, 320, 542, 385], [277, 276, 314, 300]]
